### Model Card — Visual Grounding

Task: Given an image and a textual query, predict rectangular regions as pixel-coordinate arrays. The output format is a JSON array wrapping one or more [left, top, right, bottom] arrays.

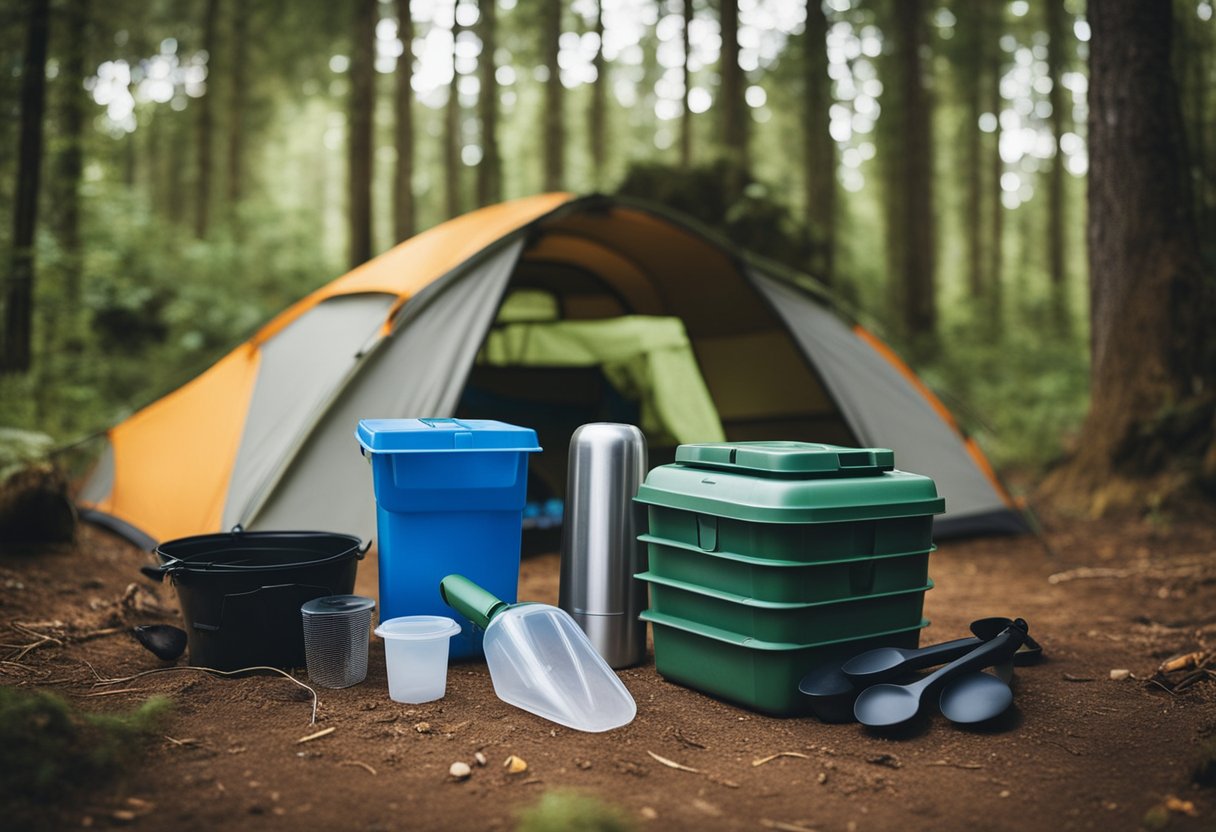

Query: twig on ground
[[164, 736, 200, 747], [760, 819, 819, 832], [753, 752, 810, 767], [926, 760, 983, 770], [647, 750, 700, 773], [1062, 673, 1095, 682], [80, 688, 142, 696], [91, 665, 320, 724], [339, 760, 377, 776], [297, 727, 335, 743]]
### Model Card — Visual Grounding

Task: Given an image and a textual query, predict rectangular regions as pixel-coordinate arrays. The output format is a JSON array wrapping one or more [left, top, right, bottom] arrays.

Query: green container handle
[[439, 574, 508, 630]]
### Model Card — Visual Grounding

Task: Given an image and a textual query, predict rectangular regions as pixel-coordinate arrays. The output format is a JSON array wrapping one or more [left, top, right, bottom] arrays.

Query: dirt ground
[[2, 510, 1215, 832]]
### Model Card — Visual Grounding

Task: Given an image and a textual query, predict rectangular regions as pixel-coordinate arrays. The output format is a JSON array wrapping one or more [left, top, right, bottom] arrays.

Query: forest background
[[1, 0, 1213, 497]]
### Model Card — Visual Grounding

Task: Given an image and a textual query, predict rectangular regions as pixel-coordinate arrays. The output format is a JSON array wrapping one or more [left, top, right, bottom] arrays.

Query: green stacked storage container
[[635, 441, 945, 715]]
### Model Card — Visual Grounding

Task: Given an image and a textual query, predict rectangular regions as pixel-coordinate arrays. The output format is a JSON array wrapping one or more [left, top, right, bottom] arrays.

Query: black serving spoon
[[842, 617, 1042, 686], [798, 617, 1036, 722], [853, 619, 1028, 728]]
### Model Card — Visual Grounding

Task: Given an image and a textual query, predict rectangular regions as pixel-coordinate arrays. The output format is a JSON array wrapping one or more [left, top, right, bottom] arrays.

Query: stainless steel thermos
[[559, 423, 648, 668]]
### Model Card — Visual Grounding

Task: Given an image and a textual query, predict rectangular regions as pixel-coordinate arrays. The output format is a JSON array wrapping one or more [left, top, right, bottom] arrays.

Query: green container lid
[[675, 442, 895, 476], [637, 441, 944, 524]]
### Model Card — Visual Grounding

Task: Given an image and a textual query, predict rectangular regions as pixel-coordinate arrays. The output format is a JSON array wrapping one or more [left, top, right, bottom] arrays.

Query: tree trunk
[[227, 0, 248, 216], [195, 0, 218, 239], [802, 0, 834, 287], [2, 0, 50, 374], [959, 0, 985, 303], [446, 9, 463, 218], [1072, 0, 1212, 482], [987, 10, 1004, 333], [1045, 0, 1069, 334], [52, 0, 89, 339], [891, 0, 935, 353], [477, 0, 501, 206], [588, 0, 606, 188], [679, 0, 692, 168], [719, 0, 746, 199], [394, 0, 415, 240], [348, 0, 376, 266], [542, 0, 563, 191]]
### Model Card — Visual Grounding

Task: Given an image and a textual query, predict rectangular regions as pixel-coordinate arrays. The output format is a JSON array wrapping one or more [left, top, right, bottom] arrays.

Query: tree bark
[[2, 0, 51, 374], [958, 0, 984, 303], [890, 0, 935, 353], [446, 8, 463, 217], [802, 0, 834, 287], [719, 0, 746, 199], [348, 0, 376, 266], [542, 0, 563, 191], [195, 0, 218, 239], [679, 0, 692, 168], [1045, 0, 1069, 334], [987, 9, 1004, 332], [477, 0, 501, 206], [1074, 0, 1212, 478], [588, 0, 606, 188], [394, 0, 415, 240], [227, 0, 248, 215]]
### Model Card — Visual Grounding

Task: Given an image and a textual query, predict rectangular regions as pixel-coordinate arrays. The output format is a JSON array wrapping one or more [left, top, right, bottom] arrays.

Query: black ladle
[[798, 617, 1036, 722], [842, 617, 1042, 686], [853, 619, 1028, 728]]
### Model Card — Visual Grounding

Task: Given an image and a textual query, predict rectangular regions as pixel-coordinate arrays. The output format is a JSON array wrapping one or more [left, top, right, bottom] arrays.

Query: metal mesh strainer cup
[[301, 595, 375, 688]]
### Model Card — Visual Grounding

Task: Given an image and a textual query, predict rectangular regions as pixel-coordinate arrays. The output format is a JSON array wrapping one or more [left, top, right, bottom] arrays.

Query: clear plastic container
[[374, 616, 461, 704]]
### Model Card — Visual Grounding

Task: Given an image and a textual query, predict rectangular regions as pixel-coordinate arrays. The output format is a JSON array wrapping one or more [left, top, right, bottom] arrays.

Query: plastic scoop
[[853, 619, 1028, 728], [439, 574, 636, 733]]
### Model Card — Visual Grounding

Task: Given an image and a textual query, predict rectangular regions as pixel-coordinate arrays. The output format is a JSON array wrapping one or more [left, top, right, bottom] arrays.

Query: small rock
[[414, 722, 432, 734], [999, 790, 1011, 798], [577, 759, 592, 770], [449, 761, 472, 780], [640, 807, 658, 820], [504, 754, 528, 774], [817, 772, 828, 785], [1109, 669, 1131, 681], [474, 751, 487, 766], [111, 810, 137, 823]]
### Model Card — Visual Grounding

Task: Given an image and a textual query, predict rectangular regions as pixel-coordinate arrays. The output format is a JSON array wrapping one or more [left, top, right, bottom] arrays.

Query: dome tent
[[78, 193, 1026, 548]]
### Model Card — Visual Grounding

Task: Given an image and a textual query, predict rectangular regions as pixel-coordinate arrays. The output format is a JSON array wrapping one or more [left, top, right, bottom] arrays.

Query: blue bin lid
[[356, 418, 542, 453]]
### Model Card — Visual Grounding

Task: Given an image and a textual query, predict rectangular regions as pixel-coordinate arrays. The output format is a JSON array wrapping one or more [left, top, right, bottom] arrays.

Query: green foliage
[[922, 318, 1090, 473], [516, 790, 633, 832], [0, 687, 171, 822], [0, 428, 54, 481]]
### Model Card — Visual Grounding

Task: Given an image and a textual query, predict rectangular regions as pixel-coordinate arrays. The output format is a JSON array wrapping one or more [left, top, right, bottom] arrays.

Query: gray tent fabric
[[749, 269, 1013, 530], [246, 239, 525, 539], [222, 294, 395, 529]]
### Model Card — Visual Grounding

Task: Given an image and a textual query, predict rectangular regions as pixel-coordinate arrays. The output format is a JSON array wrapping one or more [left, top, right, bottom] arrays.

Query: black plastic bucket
[[146, 530, 366, 670]]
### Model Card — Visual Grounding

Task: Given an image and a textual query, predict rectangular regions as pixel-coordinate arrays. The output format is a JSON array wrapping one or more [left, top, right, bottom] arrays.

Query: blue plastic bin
[[356, 418, 542, 658]]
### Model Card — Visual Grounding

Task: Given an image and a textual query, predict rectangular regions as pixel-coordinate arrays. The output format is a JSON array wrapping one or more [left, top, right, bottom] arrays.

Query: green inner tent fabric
[[477, 315, 727, 446]]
